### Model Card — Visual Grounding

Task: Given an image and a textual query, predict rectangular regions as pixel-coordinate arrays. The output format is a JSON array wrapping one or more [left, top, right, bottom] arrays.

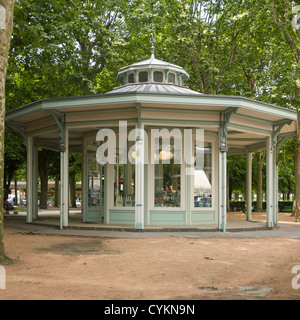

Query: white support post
[[266, 136, 274, 228], [135, 104, 144, 230], [32, 140, 38, 220], [104, 164, 109, 224], [82, 137, 87, 222], [219, 150, 227, 231], [135, 132, 144, 229], [274, 143, 279, 226], [246, 151, 253, 221], [60, 128, 69, 229], [184, 129, 193, 226], [26, 135, 33, 223], [218, 109, 237, 232]]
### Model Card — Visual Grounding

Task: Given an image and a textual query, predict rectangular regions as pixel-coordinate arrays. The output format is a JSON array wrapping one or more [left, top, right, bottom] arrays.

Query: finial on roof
[[150, 36, 155, 59]]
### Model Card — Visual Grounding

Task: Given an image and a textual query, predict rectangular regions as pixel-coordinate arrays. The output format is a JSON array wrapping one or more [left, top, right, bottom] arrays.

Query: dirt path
[[0, 212, 300, 300]]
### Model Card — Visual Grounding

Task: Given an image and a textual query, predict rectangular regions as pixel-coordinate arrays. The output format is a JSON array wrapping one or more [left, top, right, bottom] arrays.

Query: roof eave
[[5, 91, 298, 123]]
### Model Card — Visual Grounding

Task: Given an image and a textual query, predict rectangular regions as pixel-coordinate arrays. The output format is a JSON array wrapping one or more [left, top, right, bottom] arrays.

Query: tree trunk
[[0, 0, 14, 264], [256, 150, 265, 212], [54, 175, 59, 207], [293, 68, 300, 221], [14, 176, 17, 205], [293, 111, 300, 222], [39, 156, 49, 210], [69, 171, 76, 208]]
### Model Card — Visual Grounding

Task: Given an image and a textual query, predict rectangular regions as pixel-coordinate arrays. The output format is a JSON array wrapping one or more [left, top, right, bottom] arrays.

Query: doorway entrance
[[85, 157, 104, 222]]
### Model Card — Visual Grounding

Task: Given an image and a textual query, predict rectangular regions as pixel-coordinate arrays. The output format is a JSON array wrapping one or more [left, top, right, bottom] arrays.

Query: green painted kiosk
[[6, 48, 298, 231]]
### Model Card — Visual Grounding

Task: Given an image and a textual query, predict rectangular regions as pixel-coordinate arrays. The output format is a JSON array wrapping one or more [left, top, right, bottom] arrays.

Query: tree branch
[[270, 0, 300, 62]]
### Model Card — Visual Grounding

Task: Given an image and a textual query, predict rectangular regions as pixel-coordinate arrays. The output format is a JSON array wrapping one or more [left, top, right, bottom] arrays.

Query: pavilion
[[5, 47, 297, 231]]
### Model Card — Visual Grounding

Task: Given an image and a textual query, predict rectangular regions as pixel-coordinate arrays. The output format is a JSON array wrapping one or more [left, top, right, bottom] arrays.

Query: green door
[[86, 157, 104, 222]]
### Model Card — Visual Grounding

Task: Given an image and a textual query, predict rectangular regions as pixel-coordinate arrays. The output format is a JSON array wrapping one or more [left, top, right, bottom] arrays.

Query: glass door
[[86, 157, 104, 222]]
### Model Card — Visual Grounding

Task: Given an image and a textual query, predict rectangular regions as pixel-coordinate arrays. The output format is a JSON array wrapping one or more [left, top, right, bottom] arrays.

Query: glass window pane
[[114, 160, 135, 207], [139, 71, 148, 83], [88, 159, 102, 208], [194, 142, 212, 208], [154, 139, 181, 207], [168, 72, 176, 84], [154, 71, 163, 82], [128, 73, 134, 83]]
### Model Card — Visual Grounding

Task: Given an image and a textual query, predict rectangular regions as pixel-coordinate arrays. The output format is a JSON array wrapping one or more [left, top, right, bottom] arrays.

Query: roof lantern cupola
[[116, 37, 189, 87]]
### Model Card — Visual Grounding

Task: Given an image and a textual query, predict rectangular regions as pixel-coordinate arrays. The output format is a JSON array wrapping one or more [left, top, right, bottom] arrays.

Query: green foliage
[[7, 0, 129, 100], [227, 155, 247, 194], [4, 131, 26, 184], [4, 0, 300, 198], [7, 0, 299, 104], [278, 138, 295, 196]]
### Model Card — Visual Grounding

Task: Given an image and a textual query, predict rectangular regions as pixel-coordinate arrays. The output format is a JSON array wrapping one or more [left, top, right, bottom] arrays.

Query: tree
[[8, 0, 127, 99], [3, 131, 26, 200], [278, 138, 295, 199], [270, 0, 300, 221], [37, 150, 63, 209], [227, 155, 247, 198], [7, 0, 129, 211], [48, 152, 60, 207], [152, 0, 264, 94], [69, 154, 82, 208], [0, 0, 14, 264]]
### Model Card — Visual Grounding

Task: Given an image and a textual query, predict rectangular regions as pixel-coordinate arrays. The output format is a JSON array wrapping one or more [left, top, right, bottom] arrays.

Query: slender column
[[246, 151, 253, 221], [266, 136, 274, 228], [270, 122, 291, 225], [135, 133, 144, 229], [218, 109, 237, 232], [218, 113, 233, 232], [26, 135, 33, 223], [60, 128, 69, 229], [32, 140, 39, 220], [135, 105, 144, 229], [82, 137, 87, 222], [144, 162, 148, 226], [274, 143, 279, 226], [219, 150, 227, 231], [186, 172, 191, 225], [184, 129, 193, 226], [104, 164, 110, 224]]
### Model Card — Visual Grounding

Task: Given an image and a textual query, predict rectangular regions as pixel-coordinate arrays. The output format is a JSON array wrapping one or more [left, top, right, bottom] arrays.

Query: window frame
[[191, 135, 216, 211], [167, 72, 176, 84], [153, 70, 164, 83], [128, 73, 135, 83], [148, 128, 186, 211], [138, 70, 149, 83]]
